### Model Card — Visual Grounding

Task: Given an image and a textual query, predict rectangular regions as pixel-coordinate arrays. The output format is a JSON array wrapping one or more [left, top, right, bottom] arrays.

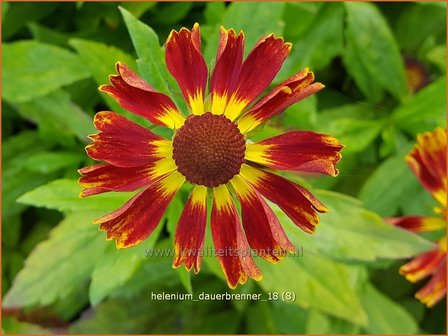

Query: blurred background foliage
[[1, 1, 446, 334]]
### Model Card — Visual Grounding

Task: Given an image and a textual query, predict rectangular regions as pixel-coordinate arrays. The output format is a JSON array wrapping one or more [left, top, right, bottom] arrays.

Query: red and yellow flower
[[79, 24, 343, 288], [388, 128, 447, 307]]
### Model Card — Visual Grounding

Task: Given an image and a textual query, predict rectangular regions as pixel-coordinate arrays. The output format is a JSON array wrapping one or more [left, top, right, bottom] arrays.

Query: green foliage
[[3, 212, 106, 308], [3, 41, 90, 103], [203, 2, 285, 61], [391, 76, 446, 135], [2, 2, 446, 334], [359, 156, 419, 216], [361, 284, 418, 333], [18, 179, 131, 213], [343, 2, 408, 102], [259, 253, 367, 325]]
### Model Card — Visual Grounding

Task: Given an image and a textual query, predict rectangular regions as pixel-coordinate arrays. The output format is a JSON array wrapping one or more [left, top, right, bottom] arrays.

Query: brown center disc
[[172, 112, 246, 187]]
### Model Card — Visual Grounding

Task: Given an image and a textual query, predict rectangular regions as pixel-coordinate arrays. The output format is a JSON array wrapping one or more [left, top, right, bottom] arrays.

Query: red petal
[[238, 68, 324, 133], [165, 24, 208, 115], [230, 175, 295, 263], [210, 27, 244, 115], [211, 185, 262, 288], [407, 128, 447, 206], [246, 131, 343, 176], [400, 248, 444, 282], [173, 185, 208, 273], [223, 34, 292, 120], [95, 171, 185, 248], [85, 111, 171, 167], [240, 164, 327, 234], [78, 164, 163, 197], [415, 262, 447, 308], [100, 63, 184, 128], [387, 216, 446, 233]]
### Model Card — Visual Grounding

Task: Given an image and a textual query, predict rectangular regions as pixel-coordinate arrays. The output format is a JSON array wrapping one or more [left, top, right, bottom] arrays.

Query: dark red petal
[[85, 111, 171, 167], [246, 131, 343, 176], [210, 27, 244, 115], [240, 164, 327, 234], [415, 261, 447, 308], [99, 63, 184, 128], [406, 128, 447, 206], [173, 185, 208, 273], [230, 175, 295, 263], [165, 24, 208, 115], [78, 163, 168, 197], [211, 185, 262, 288], [94, 172, 185, 248], [400, 248, 444, 282], [387, 216, 446, 233], [223, 34, 291, 121], [238, 68, 324, 133]]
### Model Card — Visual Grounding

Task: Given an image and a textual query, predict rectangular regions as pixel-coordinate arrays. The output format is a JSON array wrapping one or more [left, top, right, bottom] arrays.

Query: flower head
[[388, 128, 447, 307], [79, 24, 343, 288]]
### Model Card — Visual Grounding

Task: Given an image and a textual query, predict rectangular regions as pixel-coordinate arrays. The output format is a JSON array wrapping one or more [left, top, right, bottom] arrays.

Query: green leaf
[[28, 22, 71, 48], [16, 90, 95, 143], [203, 2, 285, 61], [18, 179, 132, 213], [282, 3, 322, 42], [361, 284, 418, 334], [279, 3, 343, 78], [281, 91, 317, 130], [258, 253, 368, 326], [2, 131, 49, 162], [2, 132, 56, 218], [119, 2, 156, 18], [89, 226, 162, 306], [69, 38, 137, 117], [204, 2, 226, 24], [426, 45, 446, 71], [305, 309, 361, 334], [149, 2, 193, 25], [3, 212, 106, 308], [245, 302, 278, 333], [3, 41, 90, 103], [395, 3, 446, 53], [2, 317, 50, 335], [317, 118, 383, 153], [359, 156, 420, 216], [2, 2, 57, 39], [17, 151, 84, 174], [270, 302, 308, 334], [315, 190, 433, 261], [343, 2, 408, 102], [119, 7, 186, 112], [391, 76, 446, 136], [278, 190, 434, 262]]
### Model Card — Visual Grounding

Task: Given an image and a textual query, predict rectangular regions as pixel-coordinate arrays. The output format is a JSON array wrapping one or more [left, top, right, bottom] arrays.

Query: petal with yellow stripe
[[210, 27, 244, 115], [165, 24, 207, 115], [223, 34, 291, 121], [406, 127, 447, 206], [387, 216, 446, 233], [86, 111, 172, 167], [400, 247, 444, 283], [173, 185, 208, 273], [99, 62, 185, 129], [79, 163, 168, 198], [245, 131, 343, 176], [239, 164, 327, 234], [238, 68, 324, 133], [230, 175, 295, 263], [211, 184, 262, 288], [415, 262, 446, 308], [94, 171, 185, 248]]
